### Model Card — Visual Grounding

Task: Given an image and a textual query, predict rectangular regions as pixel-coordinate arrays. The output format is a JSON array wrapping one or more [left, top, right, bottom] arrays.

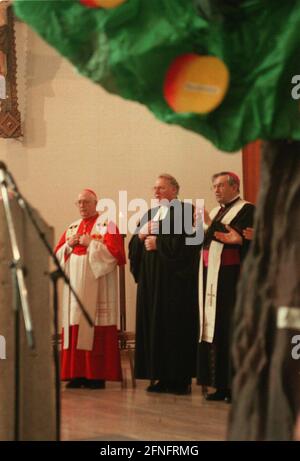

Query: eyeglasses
[[75, 200, 94, 207], [212, 182, 227, 190], [153, 186, 166, 191]]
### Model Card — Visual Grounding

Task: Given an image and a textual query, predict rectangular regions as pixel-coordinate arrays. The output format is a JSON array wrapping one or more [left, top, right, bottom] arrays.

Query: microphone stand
[[0, 168, 34, 441], [0, 162, 93, 441]]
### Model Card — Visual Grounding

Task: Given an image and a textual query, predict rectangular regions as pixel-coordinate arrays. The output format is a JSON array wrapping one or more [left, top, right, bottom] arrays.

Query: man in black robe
[[129, 174, 200, 395], [197, 172, 255, 402]]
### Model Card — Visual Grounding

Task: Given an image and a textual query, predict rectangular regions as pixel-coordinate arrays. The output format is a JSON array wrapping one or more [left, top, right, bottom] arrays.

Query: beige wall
[[0, 23, 243, 331]]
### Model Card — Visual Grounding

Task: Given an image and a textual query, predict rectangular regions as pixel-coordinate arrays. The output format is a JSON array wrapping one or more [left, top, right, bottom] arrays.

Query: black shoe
[[224, 392, 232, 404], [146, 381, 168, 393], [205, 389, 229, 401], [65, 377, 87, 389], [86, 379, 106, 389]]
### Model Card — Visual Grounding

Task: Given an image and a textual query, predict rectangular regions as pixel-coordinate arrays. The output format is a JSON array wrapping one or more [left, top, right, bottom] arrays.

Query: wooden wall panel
[[242, 140, 261, 203]]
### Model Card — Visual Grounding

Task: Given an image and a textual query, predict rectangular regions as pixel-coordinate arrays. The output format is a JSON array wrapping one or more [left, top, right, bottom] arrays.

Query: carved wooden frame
[[0, 6, 21, 138]]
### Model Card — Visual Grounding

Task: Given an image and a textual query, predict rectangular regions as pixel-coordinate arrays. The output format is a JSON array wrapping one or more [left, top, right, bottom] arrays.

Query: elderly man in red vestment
[[55, 189, 126, 389]]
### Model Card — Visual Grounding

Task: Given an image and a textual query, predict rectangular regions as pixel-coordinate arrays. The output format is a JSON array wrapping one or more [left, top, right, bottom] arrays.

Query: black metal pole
[[50, 270, 61, 442], [12, 265, 20, 441]]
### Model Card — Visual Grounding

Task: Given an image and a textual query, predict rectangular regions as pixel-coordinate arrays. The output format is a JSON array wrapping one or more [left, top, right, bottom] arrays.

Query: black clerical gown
[[197, 198, 255, 390], [129, 201, 200, 383]]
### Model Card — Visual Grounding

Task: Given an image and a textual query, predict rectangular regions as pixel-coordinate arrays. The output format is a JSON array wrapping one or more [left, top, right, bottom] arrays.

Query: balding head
[[76, 189, 98, 219]]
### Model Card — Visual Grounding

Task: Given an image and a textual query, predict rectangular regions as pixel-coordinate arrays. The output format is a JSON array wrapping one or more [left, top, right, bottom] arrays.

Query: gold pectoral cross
[[207, 284, 216, 307]]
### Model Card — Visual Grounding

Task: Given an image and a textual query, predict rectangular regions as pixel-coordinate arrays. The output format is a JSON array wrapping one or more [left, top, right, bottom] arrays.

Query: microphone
[[0, 163, 17, 201], [0, 160, 7, 171], [0, 161, 8, 187]]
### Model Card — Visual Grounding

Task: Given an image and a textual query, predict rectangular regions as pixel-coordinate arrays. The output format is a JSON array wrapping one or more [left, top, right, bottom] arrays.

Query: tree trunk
[[228, 140, 300, 441]]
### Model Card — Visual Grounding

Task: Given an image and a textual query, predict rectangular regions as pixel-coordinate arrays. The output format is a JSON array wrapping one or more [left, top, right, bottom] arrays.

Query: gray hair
[[212, 171, 240, 192], [158, 173, 180, 194]]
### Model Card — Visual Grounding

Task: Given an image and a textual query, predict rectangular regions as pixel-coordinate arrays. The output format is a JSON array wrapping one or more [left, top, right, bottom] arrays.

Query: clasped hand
[[138, 220, 159, 241], [144, 236, 157, 251], [67, 233, 91, 247]]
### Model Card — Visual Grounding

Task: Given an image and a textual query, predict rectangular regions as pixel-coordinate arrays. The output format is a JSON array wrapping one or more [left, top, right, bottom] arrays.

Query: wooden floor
[[61, 380, 230, 441]]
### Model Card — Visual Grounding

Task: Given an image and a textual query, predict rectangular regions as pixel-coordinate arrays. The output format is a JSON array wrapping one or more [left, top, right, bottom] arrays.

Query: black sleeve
[[205, 203, 255, 257], [128, 209, 155, 283], [156, 202, 201, 277], [128, 234, 144, 283], [231, 203, 256, 260], [230, 203, 255, 235]]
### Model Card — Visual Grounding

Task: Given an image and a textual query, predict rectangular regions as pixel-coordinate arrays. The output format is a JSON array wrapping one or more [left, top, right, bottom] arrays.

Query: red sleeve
[[54, 230, 67, 254], [103, 222, 126, 266]]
